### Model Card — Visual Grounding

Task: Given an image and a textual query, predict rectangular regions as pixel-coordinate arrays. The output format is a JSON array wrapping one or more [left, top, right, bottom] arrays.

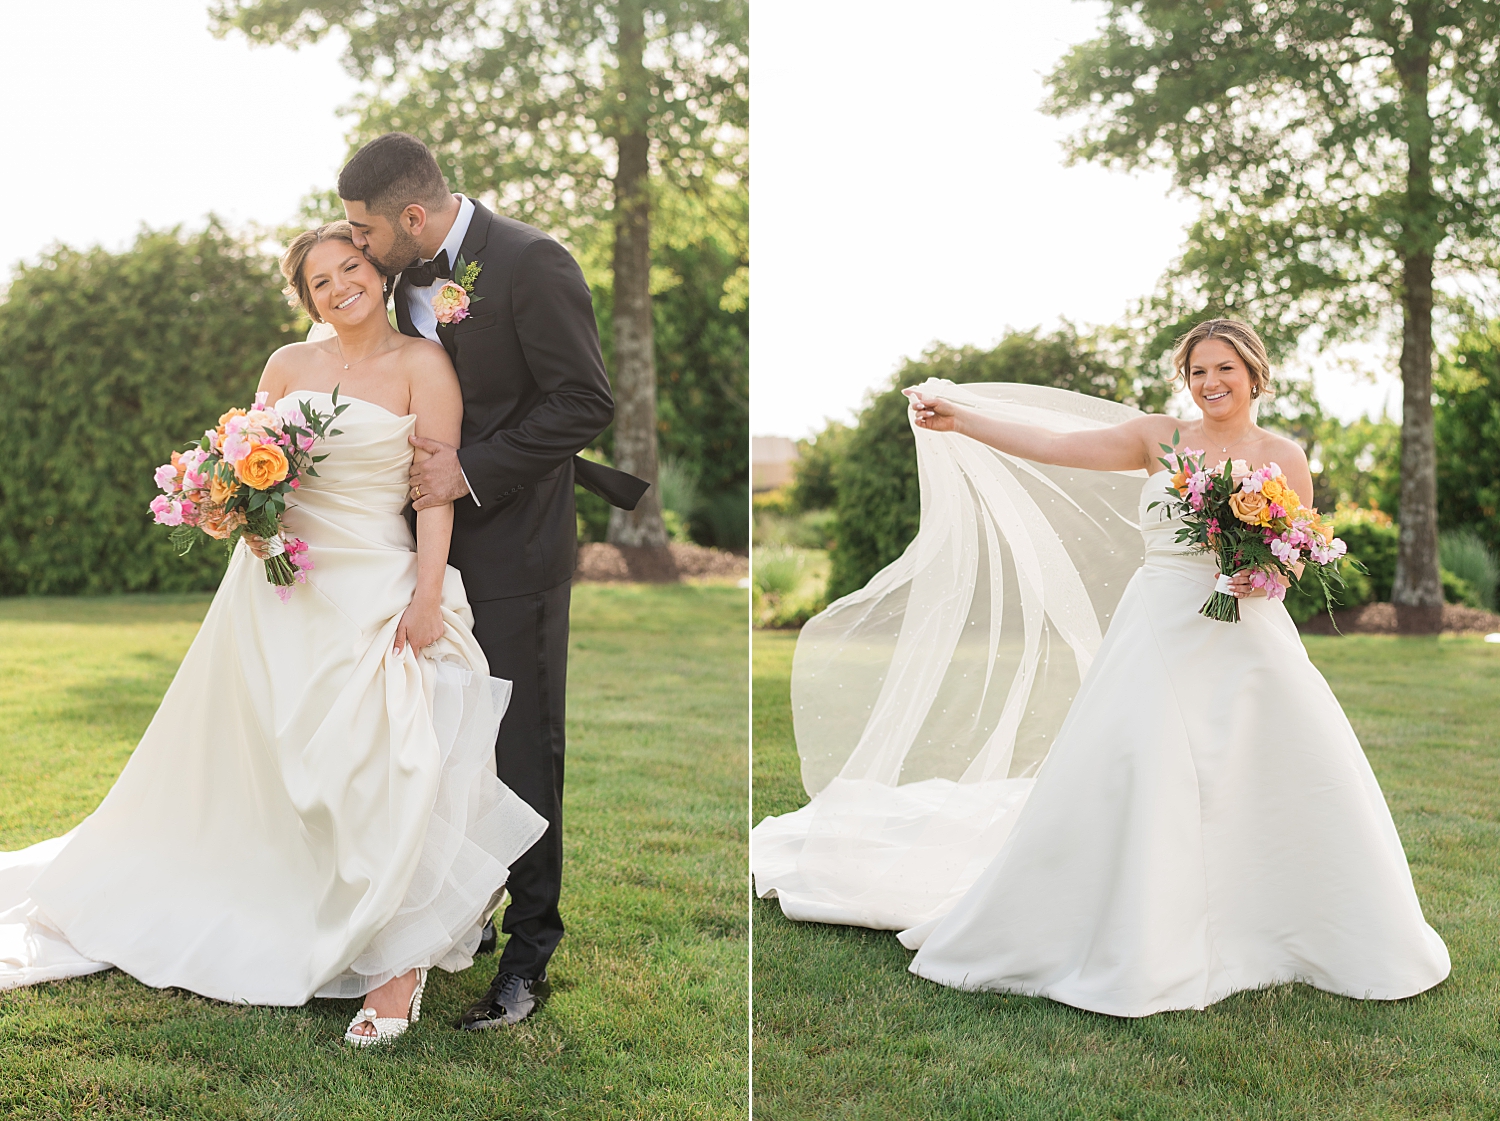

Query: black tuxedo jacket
[[396, 200, 643, 599]]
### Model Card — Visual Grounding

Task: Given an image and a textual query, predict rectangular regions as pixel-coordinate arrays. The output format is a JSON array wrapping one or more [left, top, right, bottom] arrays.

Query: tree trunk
[[1391, 19, 1444, 634], [606, 0, 669, 549], [1392, 249, 1443, 631]]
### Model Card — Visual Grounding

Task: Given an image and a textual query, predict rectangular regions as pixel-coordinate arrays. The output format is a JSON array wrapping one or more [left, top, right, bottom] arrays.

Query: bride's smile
[[1187, 338, 1256, 423], [305, 243, 386, 328]]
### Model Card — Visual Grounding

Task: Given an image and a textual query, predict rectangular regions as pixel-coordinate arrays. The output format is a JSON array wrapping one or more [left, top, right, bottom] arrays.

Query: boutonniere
[[433, 257, 483, 325]]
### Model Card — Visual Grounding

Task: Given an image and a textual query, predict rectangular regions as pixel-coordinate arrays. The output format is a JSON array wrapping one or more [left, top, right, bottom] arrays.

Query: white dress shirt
[[403, 193, 476, 343], [402, 194, 482, 505]]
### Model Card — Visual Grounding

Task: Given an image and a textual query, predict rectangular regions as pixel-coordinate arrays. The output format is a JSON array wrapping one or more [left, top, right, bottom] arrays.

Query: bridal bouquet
[[149, 389, 347, 599], [1150, 434, 1350, 623]]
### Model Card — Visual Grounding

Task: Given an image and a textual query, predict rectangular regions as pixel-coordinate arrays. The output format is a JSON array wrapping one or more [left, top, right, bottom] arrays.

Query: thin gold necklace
[[1204, 422, 1256, 454], [334, 337, 391, 372]]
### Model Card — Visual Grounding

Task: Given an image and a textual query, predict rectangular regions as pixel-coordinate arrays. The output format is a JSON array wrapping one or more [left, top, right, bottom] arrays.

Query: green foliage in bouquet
[[1148, 433, 1352, 624], [0, 224, 299, 595], [162, 392, 346, 590]]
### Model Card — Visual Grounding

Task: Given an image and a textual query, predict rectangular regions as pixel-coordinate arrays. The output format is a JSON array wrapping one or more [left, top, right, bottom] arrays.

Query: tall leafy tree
[[213, 0, 748, 548], [1046, 0, 1500, 632]]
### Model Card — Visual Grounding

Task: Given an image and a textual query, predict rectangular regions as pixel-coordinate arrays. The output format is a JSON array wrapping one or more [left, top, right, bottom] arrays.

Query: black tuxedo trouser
[[469, 581, 572, 980]]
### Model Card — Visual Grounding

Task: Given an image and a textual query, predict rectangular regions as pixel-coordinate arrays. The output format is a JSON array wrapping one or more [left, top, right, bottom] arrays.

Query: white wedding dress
[[0, 393, 547, 1004], [752, 381, 1450, 1017]]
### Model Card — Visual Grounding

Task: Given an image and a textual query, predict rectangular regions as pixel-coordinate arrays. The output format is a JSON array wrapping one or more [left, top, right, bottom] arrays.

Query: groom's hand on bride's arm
[[408, 436, 472, 510]]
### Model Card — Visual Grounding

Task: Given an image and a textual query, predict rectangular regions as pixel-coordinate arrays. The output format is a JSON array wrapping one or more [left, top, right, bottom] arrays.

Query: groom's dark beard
[[362, 226, 423, 279]]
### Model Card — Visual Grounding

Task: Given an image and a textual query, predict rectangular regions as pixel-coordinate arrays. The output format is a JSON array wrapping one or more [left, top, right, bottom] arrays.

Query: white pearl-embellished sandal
[[344, 968, 428, 1047]]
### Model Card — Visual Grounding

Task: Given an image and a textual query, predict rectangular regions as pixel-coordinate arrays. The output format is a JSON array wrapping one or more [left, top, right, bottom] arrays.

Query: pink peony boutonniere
[[432, 256, 483, 325]]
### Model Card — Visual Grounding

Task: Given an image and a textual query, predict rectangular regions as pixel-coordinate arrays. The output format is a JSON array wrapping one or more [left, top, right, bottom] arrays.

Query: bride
[[751, 318, 1450, 1017], [0, 221, 547, 1044]]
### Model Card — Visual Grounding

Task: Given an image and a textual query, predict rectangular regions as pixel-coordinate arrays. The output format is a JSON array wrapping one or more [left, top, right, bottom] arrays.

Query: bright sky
[[750, 0, 1402, 437], [1, 0, 356, 277], [3, 1, 1402, 435]]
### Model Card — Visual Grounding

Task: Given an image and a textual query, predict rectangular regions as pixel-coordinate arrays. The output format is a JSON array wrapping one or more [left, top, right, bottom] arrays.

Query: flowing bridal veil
[[752, 380, 1150, 930]]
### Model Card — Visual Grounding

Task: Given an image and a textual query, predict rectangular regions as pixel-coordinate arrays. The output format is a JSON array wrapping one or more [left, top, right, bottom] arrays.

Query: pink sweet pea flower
[[154, 463, 179, 492], [149, 495, 184, 526], [221, 431, 253, 464]]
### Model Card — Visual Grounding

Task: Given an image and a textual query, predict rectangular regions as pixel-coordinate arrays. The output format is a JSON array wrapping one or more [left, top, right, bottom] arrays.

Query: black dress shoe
[[460, 970, 548, 1030], [476, 919, 497, 956]]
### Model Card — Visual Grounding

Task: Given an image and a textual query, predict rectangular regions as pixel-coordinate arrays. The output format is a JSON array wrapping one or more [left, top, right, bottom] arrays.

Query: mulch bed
[[574, 542, 748, 584], [1298, 602, 1500, 636]]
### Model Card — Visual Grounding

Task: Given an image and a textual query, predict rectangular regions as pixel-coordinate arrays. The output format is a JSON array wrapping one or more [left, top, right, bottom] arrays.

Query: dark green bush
[[1283, 511, 1484, 620], [0, 225, 300, 594], [693, 487, 748, 552], [1441, 568, 1481, 608], [575, 485, 612, 543], [1284, 559, 1373, 624], [1436, 322, 1500, 559], [788, 423, 849, 514], [826, 328, 1171, 600], [1284, 508, 1395, 622]]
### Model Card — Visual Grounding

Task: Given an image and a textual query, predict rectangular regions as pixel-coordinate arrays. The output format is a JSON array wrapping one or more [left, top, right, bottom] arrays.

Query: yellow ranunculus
[[209, 471, 240, 506], [1229, 489, 1271, 525], [234, 443, 290, 491], [1261, 476, 1300, 514]]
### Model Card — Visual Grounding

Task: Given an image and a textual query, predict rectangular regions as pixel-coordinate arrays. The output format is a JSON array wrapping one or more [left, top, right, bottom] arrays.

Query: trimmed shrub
[[1438, 528, 1498, 611], [1285, 557, 1374, 624], [0, 225, 300, 594], [1330, 509, 1400, 603], [826, 328, 1171, 600], [1436, 323, 1500, 560], [693, 487, 748, 552]]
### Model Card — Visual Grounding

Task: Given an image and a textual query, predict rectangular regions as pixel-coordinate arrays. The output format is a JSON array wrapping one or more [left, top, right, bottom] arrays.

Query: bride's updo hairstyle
[[1170, 319, 1273, 399], [280, 222, 391, 323]]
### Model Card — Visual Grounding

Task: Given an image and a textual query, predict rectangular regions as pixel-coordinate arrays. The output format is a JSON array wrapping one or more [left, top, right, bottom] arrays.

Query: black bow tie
[[403, 250, 451, 288]]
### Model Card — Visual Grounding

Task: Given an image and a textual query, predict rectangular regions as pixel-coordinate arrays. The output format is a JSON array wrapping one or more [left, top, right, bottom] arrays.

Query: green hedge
[[826, 328, 1171, 600], [0, 225, 299, 594], [1436, 323, 1500, 565], [1284, 510, 1485, 622]]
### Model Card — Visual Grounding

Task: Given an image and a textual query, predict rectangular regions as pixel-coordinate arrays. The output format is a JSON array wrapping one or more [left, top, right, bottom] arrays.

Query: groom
[[337, 133, 647, 1029]]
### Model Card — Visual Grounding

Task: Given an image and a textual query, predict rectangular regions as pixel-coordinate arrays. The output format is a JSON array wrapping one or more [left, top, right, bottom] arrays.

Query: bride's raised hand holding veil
[[0, 221, 548, 1047], [751, 318, 1449, 1018]]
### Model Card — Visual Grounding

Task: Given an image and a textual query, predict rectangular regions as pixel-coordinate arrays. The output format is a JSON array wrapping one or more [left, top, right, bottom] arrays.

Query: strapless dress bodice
[[275, 392, 415, 519], [1137, 469, 1217, 585]]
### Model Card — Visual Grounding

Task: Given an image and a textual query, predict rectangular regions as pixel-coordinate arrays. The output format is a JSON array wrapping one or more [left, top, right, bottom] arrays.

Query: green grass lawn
[[0, 585, 748, 1121], [753, 629, 1500, 1120]]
